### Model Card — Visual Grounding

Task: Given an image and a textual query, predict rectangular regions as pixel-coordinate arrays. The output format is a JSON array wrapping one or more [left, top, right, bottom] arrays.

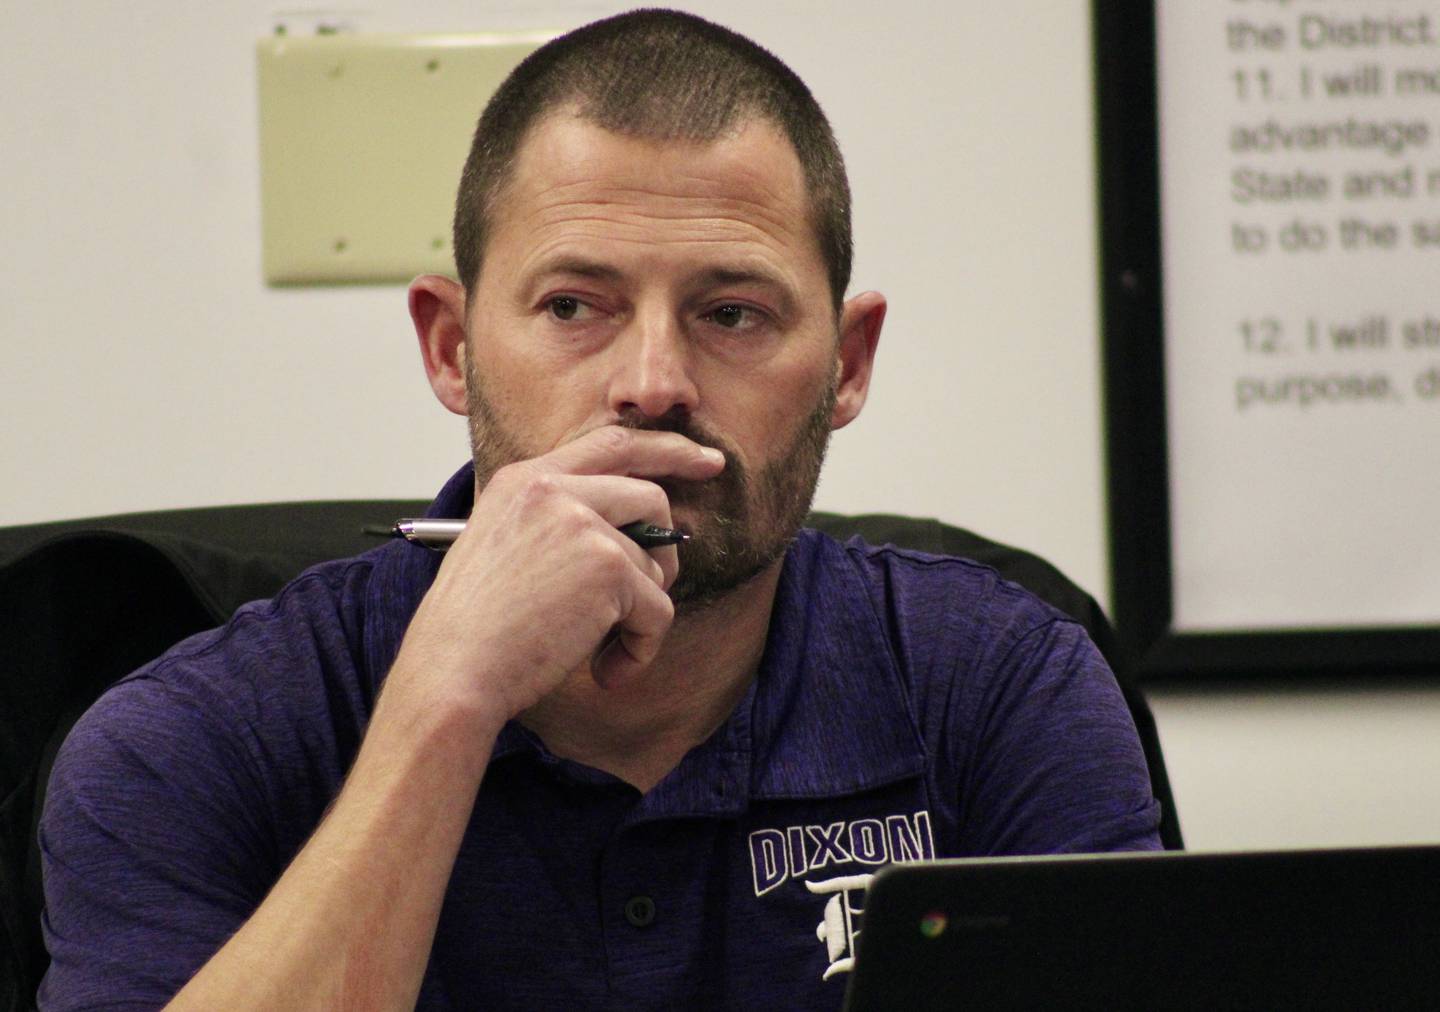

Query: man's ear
[[830, 290, 886, 431], [409, 274, 470, 417]]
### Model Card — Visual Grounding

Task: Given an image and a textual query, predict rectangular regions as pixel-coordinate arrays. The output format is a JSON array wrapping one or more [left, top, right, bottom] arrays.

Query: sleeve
[[36, 672, 279, 1011], [954, 617, 1163, 856]]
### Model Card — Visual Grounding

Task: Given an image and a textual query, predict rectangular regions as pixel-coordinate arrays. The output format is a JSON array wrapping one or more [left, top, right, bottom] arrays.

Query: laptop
[[843, 845, 1440, 1011]]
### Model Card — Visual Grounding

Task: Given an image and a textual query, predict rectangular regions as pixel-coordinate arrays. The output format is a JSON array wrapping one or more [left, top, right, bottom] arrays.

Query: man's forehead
[[502, 111, 809, 223], [476, 110, 824, 290]]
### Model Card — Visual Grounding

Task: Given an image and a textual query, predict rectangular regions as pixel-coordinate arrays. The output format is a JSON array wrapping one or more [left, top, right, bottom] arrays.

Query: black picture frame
[[1091, 2, 1440, 682]]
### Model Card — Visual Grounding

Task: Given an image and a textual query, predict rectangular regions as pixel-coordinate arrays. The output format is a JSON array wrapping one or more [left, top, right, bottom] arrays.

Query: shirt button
[[624, 895, 656, 928]]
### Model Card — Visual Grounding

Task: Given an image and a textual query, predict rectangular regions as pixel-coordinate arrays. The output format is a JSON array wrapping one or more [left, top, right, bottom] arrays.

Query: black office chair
[[0, 503, 1182, 1008]]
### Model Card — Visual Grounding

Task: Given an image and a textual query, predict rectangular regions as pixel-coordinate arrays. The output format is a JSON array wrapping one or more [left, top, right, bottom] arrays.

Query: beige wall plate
[[257, 31, 552, 285]]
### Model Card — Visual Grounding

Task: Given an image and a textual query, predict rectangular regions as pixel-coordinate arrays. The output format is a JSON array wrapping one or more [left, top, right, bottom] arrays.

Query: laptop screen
[[844, 846, 1440, 1011]]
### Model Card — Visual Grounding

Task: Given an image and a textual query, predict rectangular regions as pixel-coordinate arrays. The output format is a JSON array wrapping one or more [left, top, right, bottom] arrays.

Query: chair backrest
[[803, 512, 1181, 853], [0, 502, 1181, 1008], [0, 500, 426, 1009]]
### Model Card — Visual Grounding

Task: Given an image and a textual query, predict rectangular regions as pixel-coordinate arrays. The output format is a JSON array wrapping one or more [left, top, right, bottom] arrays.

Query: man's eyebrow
[[694, 265, 786, 289], [528, 256, 625, 282], [524, 258, 799, 312], [691, 265, 799, 315], [529, 260, 786, 287]]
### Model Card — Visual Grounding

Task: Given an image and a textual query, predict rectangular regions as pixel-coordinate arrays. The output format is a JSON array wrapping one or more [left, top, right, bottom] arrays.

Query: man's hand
[[164, 428, 724, 1010], [385, 425, 727, 733]]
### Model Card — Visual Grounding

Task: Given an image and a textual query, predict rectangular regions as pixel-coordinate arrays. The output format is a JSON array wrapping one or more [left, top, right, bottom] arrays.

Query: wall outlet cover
[[257, 31, 551, 285]]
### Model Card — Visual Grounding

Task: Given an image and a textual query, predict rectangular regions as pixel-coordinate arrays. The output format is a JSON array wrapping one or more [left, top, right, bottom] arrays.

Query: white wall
[[4, 1, 1437, 850]]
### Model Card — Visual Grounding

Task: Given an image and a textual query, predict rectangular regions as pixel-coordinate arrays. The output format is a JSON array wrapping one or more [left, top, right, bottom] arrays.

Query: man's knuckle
[[592, 425, 632, 456], [595, 540, 630, 579], [557, 502, 593, 536], [492, 460, 529, 488], [507, 466, 555, 504], [644, 481, 670, 511]]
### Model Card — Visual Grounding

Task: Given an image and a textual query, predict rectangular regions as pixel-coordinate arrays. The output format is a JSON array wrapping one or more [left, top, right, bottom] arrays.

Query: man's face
[[462, 112, 844, 607]]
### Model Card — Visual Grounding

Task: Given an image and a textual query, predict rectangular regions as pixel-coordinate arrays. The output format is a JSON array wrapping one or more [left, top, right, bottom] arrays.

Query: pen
[[391, 518, 691, 551]]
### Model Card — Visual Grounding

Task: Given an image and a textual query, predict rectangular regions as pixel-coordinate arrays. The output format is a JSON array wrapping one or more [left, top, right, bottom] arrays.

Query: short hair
[[452, 8, 852, 310]]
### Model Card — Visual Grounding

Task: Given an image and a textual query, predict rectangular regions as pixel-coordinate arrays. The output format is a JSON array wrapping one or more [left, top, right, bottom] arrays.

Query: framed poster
[[1094, 2, 1440, 679]]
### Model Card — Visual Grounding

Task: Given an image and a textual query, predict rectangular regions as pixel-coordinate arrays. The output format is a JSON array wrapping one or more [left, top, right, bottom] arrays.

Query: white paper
[[1156, 1, 1440, 631]]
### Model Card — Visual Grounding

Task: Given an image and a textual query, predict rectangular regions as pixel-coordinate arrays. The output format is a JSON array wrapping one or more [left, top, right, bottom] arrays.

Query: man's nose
[[608, 307, 700, 420]]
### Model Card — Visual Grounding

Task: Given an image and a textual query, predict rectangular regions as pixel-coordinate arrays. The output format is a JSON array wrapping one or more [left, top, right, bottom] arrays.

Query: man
[[39, 10, 1160, 1009]]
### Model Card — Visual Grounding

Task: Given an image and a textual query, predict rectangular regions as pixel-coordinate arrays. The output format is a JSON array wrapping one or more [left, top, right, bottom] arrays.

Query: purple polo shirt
[[39, 465, 1160, 1010]]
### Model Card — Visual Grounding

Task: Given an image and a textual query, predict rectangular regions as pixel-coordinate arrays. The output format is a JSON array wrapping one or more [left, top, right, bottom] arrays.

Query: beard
[[465, 357, 836, 612]]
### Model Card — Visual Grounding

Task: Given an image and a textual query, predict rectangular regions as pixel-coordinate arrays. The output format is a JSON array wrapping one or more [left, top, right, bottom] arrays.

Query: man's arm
[[162, 428, 722, 1008], [956, 617, 1163, 856], [161, 682, 495, 1009], [41, 428, 721, 1010]]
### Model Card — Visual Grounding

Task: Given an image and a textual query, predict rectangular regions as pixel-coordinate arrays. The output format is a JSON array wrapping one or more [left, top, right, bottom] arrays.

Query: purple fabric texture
[[39, 466, 1160, 1009]]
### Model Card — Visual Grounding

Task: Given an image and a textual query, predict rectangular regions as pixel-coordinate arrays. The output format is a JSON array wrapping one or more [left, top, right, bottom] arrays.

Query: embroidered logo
[[807, 873, 873, 980], [746, 810, 934, 981], [747, 811, 934, 897]]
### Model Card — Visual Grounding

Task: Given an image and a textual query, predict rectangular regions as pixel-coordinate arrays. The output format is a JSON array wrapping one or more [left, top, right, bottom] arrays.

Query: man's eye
[[547, 296, 585, 321], [705, 304, 758, 329]]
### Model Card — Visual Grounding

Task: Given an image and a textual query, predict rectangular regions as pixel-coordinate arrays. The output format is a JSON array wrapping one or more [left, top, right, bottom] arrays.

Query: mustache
[[605, 409, 746, 511], [611, 408, 738, 470]]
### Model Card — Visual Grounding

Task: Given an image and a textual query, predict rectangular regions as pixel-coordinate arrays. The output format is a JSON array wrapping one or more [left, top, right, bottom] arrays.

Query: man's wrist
[[367, 669, 508, 787]]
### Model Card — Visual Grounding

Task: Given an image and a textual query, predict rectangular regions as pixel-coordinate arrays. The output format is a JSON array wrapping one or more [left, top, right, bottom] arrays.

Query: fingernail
[[702, 447, 725, 465]]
